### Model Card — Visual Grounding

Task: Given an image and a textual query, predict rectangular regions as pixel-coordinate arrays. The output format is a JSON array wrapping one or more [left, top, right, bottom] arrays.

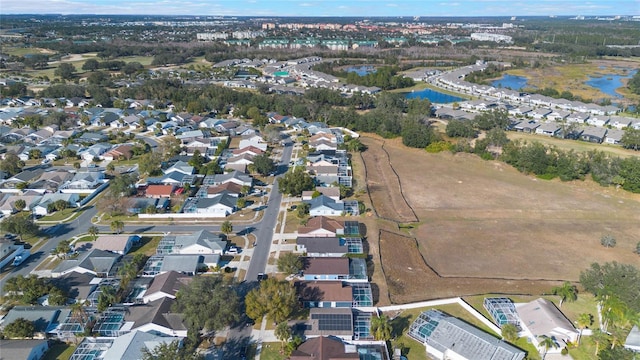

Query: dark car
[[257, 273, 268, 282]]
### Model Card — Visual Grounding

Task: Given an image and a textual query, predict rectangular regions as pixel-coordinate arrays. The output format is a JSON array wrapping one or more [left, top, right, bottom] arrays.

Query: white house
[[34, 193, 80, 216]]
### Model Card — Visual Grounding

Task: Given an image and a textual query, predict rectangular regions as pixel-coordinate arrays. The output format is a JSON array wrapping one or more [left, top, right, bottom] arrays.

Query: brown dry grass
[[361, 134, 640, 303], [360, 137, 418, 223]]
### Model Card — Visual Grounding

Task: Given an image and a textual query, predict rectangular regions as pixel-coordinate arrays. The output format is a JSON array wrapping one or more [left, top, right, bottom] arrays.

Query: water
[[346, 66, 376, 76], [585, 70, 637, 98], [491, 74, 529, 90], [405, 88, 465, 103]]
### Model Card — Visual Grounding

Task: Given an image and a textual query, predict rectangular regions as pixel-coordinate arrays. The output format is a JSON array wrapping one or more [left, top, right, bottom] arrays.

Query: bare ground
[[360, 134, 640, 302]]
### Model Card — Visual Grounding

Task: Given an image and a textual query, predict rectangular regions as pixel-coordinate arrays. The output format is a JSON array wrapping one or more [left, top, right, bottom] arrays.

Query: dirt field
[[360, 135, 640, 303], [360, 137, 418, 223]]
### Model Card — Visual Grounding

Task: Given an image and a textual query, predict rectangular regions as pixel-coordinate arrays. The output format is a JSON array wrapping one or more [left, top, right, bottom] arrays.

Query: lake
[[346, 66, 376, 76], [491, 74, 529, 90], [405, 88, 465, 103], [585, 70, 637, 98]]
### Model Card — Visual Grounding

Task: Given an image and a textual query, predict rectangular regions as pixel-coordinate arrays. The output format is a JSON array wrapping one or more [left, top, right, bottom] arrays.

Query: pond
[[405, 88, 465, 103], [346, 66, 376, 76], [491, 74, 529, 90], [585, 70, 637, 98]]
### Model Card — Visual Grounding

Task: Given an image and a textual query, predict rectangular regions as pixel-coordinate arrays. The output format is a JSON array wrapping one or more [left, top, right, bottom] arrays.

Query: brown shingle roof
[[289, 336, 358, 360], [298, 216, 344, 236], [297, 281, 352, 303], [304, 257, 349, 276], [145, 184, 175, 197]]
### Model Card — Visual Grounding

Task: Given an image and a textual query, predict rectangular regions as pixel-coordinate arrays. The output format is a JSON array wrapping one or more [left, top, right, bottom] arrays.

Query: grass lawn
[[38, 208, 83, 222], [258, 342, 287, 360], [508, 132, 640, 158], [129, 236, 162, 256], [569, 336, 599, 360], [74, 235, 95, 243], [43, 342, 75, 360]]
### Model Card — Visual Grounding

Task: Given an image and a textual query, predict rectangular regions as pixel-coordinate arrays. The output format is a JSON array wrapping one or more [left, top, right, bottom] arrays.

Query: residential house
[[142, 254, 204, 277], [516, 298, 579, 350], [163, 161, 194, 176], [586, 115, 610, 127], [156, 230, 227, 255], [604, 128, 625, 145], [125, 298, 188, 337], [33, 193, 80, 216], [0, 194, 42, 215], [302, 257, 367, 282], [102, 144, 133, 161], [566, 112, 590, 124], [181, 194, 236, 216], [296, 236, 363, 257], [50, 271, 97, 305], [408, 309, 525, 360], [534, 122, 561, 137], [302, 186, 341, 201], [232, 145, 265, 157], [609, 116, 634, 130], [52, 248, 121, 277], [60, 171, 105, 190], [0, 339, 49, 360], [142, 270, 193, 303], [530, 108, 553, 120], [127, 197, 164, 214], [289, 336, 359, 360], [238, 134, 267, 151], [91, 235, 140, 255], [204, 170, 253, 187], [298, 216, 345, 238], [79, 143, 112, 162], [1, 168, 45, 190], [100, 331, 183, 360], [0, 306, 71, 339], [580, 126, 608, 144], [27, 169, 73, 193], [225, 153, 255, 172], [196, 182, 243, 198], [145, 184, 175, 198], [297, 281, 372, 308], [147, 172, 195, 186], [512, 120, 540, 133]]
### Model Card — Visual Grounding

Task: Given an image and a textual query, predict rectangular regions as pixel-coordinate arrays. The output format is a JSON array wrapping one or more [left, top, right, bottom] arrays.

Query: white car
[[226, 246, 240, 255]]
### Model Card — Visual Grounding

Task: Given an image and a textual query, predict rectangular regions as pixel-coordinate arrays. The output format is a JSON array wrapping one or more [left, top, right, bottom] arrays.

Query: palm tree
[[575, 313, 593, 345], [13, 199, 26, 212], [551, 281, 578, 308], [110, 220, 124, 234], [591, 329, 610, 356], [274, 321, 292, 349], [501, 323, 519, 343], [538, 335, 558, 359], [221, 220, 233, 236], [370, 315, 392, 341], [88, 225, 99, 241]]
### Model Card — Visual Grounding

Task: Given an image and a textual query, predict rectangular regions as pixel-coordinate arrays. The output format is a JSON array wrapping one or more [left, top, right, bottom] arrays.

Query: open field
[[360, 135, 640, 302], [505, 59, 640, 103], [508, 132, 640, 158]]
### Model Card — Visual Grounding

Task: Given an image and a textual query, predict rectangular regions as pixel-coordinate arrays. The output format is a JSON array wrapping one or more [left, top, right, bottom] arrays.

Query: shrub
[[425, 141, 453, 153]]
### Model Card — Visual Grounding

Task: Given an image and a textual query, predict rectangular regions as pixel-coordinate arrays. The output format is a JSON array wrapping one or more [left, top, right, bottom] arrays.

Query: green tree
[[551, 281, 578, 307], [538, 335, 558, 360], [174, 276, 240, 339], [0, 153, 25, 176], [82, 58, 100, 72], [278, 168, 315, 197], [236, 198, 246, 209], [253, 153, 276, 176], [55, 63, 76, 80], [576, 313, 593, 345], [138, 152, 162, 176], [2, 318, 35, 338], [47, 287, 67, 306], [296, 202, 310, 218], [635, 241, 640, 255], [13, 199, 26, 212], [277, 253, 303, 275], [401, 118, 435, 148], [28, 149, 42, 159], [109, 173, 137, 197], [274, 321, 292, 348], [142, 340, 204, 360], [501, 323, 519, 343], [370, 315, 393, 341], [600, 234, 617, 248], [110, 220, 124, 234], [0, 214, 39, 241], [591, 329, 611, 356], [621, 127, 640, 151], [97, 285, 118, 312], [221, 220, 233, 236], [4, 274, 60, 304], [245, 278, 298, 323], [54, 239, 72, 258], [446, 119, 476, 138]]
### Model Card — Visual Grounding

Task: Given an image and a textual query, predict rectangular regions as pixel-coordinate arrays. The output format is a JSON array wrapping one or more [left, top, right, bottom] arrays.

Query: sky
[[0, 0, 637, 17]]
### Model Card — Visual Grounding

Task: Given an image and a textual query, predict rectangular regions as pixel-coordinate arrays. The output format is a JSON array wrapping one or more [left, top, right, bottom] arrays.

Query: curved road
[[0, 140, 293, 292]]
